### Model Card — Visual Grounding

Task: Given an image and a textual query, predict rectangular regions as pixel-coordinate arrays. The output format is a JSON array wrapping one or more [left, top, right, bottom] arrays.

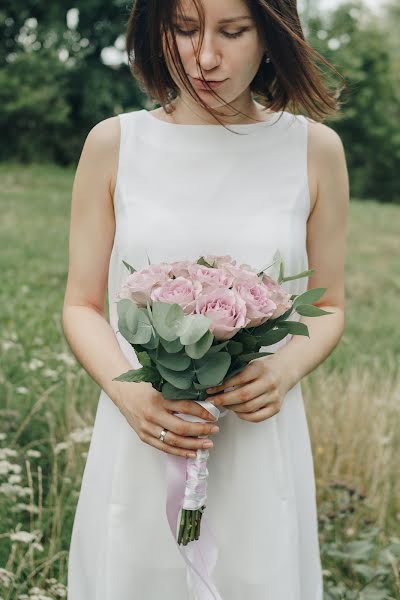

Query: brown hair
[[126, 0, 346, 126]]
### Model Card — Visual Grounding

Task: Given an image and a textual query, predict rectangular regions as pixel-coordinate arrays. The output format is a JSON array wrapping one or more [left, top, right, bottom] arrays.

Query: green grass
[[0, 162, 399, 599]]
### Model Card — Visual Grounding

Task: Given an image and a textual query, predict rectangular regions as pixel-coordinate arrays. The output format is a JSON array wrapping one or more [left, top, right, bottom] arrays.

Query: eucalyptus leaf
[[226, 340, 243, 355], [195, 352, 231, 386], [157, 363, 193, 390], [185, 329, 214, 359], [207, 340, 230, 354], [178, 313, 212, 345], [130, 309, 153, 344], [155, 348, 192, 371], [159, 337, 184, 353], [152, 302, 184, 341]]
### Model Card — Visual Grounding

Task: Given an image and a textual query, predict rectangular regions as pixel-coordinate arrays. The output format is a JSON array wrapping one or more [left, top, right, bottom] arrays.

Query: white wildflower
[[17, 486, 33, 498], [0, 460, 14, 476], [47, 581, 67, 597], [55, 352, 76, 367], [12, 503, 39, 515], [28, 358, 44, 371], [0, 448, 17, 457], [69, 426, 93, 444], [8, 474, 22, 484], [0, 433, 7, 441], [1, 340, 16, 351], [9, 463, 22, 474], [10, 531, 36, 544], [0, 567, 14, 587], [26, 449, 42, 458], [32, 542, 44, 552], [16, 386, 29, 395], [54, 441, 72, 454], [43, 368, 58, 379]]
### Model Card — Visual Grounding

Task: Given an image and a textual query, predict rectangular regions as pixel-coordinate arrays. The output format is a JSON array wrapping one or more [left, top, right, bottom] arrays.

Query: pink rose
[[202, 254, 237, 268], [118, 264, 171, 306], [261, 274, 293, 318], [187, 263, 234, 289], [169, 260, 194, 279], [195, 288, 250, 341], [150, 277, 202, 314], [235, 281, 277, 328], [220, 262, 260, 285]]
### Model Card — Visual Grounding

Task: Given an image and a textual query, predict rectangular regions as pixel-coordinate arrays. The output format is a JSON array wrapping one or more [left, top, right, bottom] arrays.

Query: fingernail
[[211, 426, 219, 433], [203, 441, 213, 448]]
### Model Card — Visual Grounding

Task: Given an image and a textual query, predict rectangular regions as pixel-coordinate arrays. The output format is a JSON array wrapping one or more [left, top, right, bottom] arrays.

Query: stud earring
[[264, 53, 271, 64]]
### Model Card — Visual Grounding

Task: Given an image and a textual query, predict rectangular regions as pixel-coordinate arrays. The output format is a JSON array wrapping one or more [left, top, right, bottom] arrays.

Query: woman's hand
[[117, 382, 220, 458], [205, 357, 291, 423]]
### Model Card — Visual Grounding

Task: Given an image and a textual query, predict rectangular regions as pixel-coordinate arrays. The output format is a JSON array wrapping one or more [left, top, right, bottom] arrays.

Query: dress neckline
[[137, 108, 288, 151]]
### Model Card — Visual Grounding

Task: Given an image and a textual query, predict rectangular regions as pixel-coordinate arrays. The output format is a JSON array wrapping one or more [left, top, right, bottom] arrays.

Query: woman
[[63, 0, 349, 598]]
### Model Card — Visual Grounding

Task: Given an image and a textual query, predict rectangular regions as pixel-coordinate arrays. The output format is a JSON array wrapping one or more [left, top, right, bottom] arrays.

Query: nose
[[195, 31, 221, 72]]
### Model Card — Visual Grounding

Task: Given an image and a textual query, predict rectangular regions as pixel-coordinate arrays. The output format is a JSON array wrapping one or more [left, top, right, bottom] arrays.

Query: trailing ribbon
[[165, 398, 229, 600]]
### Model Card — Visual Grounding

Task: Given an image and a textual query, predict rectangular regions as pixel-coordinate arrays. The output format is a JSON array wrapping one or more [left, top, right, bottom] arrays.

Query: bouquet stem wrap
[[165, 396, 230, 600]]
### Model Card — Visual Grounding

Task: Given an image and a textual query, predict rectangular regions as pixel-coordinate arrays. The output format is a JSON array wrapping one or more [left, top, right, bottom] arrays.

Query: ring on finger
[[159, 428, 168, 443]]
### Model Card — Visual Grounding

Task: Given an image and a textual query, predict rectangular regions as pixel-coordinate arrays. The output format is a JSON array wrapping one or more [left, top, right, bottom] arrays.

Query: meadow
[[0, 163, 399, 599]]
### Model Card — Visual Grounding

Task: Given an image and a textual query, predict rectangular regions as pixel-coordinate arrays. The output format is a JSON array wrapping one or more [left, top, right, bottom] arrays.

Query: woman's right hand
[[117, 382, 220, 458]]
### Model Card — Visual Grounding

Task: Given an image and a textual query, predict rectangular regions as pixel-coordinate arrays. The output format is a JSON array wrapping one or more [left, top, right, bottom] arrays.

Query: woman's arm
[[269, 120, 350, 392], [62, 116, 136, 409]]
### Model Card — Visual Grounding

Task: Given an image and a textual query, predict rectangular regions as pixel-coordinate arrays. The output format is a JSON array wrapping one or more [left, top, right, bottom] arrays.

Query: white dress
[[67, 108, 324, 599]]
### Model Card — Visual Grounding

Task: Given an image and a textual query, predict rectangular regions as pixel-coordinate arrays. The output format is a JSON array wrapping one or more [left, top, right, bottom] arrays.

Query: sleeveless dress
[[67, 108, 324, 599]]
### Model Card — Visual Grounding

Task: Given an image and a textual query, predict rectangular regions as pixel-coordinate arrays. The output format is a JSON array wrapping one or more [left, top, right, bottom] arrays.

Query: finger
[[140, 431, 198, 459], [226, 394, 271, 413], [237, 404, 280, 423], [163, 398, 217, 422], [154, 411, 219, 438], [206, 361, 261, 394], [210, 377, 273, 407], [145, 421, 215, 452]]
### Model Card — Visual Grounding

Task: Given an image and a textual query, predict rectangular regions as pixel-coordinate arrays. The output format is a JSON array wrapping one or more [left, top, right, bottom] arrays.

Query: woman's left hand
[[205, 357, 291, 423]]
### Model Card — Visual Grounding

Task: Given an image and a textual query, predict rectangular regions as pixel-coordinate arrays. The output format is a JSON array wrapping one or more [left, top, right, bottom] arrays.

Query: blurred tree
[[307, 1, 400, 203]]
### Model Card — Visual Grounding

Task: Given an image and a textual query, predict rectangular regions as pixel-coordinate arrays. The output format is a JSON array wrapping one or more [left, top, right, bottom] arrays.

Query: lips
[[190, 76, 227, 90]]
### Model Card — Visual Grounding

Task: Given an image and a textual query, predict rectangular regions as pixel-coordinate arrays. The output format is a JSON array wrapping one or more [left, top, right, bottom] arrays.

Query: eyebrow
[[175, 15, 253, 24]]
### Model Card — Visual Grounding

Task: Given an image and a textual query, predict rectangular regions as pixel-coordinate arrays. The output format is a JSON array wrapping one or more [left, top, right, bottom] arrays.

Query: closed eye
[[174, 27, 250, 39]]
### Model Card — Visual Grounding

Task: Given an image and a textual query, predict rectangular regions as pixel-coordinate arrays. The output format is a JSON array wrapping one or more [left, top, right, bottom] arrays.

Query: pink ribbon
[[165, 400, 227, 600]]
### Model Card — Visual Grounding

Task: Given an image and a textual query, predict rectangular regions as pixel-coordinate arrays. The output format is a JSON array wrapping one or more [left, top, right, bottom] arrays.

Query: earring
[[264, 53, 271, 64]]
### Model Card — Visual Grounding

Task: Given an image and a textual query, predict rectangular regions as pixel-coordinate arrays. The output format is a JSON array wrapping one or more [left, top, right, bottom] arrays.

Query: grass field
[[1, 163, 399, 599]]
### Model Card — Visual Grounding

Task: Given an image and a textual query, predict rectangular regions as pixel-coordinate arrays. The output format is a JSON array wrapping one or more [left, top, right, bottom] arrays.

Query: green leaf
[[275, 320, 310, 336], [177, 313, 213, 345], [159, 337, 184, 353], [157, 364, 193, 390], [292, 287, 327, 308], [137, 351, 152, 367], [130, 309, 153, 344], [156, 347, 192, 371], [122, 260, 136, 273], [185, 329, 214, 359], [112, 366, 160, 384], [195, 352, 231, 386], [161, 382, 199, 400], [256, 327, 290, 346], [226, 340, 244, 355], [152, 302, 184, 341], [296, 304, 334, 317], [281, 268, 315, 282], [207, 340, 230, 354]]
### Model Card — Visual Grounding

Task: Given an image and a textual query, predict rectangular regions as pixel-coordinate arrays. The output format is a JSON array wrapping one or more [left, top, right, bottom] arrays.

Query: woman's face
[[164, 0, 265, 110]]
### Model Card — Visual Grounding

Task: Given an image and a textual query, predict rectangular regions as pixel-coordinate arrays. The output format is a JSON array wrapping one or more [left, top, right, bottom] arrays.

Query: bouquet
[[112, 251, 331, 548]]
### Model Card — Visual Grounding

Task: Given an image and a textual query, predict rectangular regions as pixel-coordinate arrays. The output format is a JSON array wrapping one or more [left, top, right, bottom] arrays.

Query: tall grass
[[0, 163, 399, 599]]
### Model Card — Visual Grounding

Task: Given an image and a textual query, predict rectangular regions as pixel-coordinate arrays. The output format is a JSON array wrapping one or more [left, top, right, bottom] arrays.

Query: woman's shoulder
[[83, 116, 121, 198]]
